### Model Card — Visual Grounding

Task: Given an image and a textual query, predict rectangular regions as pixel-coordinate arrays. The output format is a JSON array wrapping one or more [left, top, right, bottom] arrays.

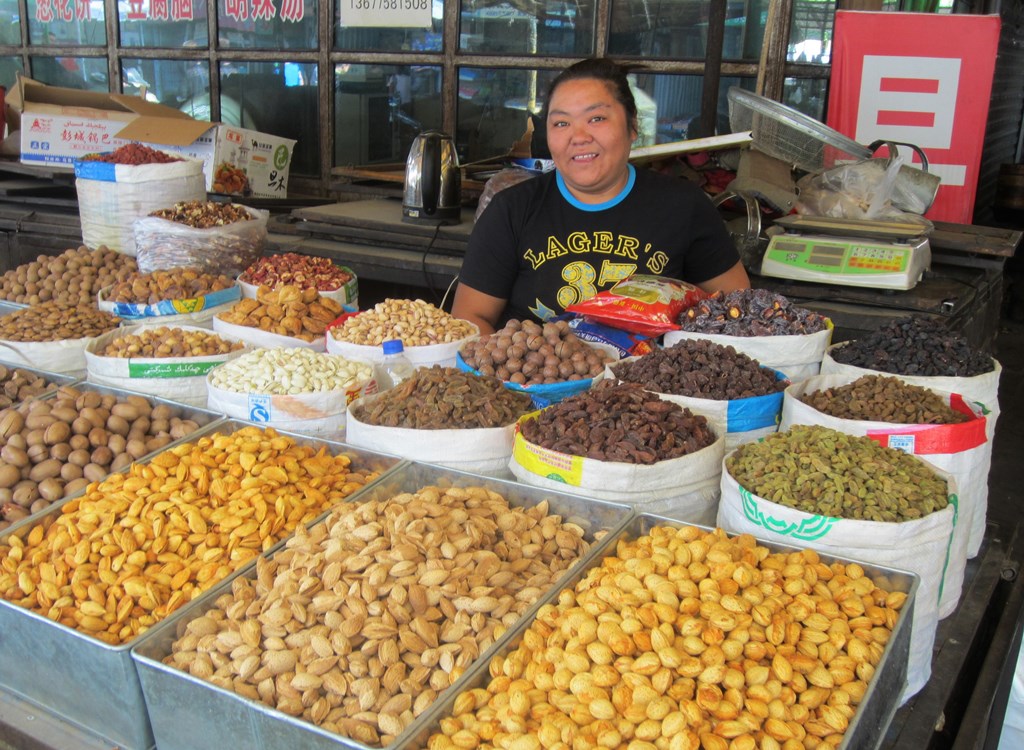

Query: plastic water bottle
[[379, 339, 414, 389]]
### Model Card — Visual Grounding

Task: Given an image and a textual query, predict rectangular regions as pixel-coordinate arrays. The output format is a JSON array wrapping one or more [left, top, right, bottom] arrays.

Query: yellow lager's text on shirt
[[524, 232, 670, 274]]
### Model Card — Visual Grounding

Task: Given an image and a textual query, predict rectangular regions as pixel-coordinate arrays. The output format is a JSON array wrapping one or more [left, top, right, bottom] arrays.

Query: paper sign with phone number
[[339, 0, 431, 27]]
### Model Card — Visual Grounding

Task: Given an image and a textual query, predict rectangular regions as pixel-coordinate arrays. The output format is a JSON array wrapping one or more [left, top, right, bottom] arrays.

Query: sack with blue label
[[75, 154, 205, 257], [97, 283, 241, 329]]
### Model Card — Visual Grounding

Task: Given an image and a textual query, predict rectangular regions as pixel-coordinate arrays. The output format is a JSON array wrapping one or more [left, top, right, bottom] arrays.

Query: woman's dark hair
[[542, 58, 638, 133]]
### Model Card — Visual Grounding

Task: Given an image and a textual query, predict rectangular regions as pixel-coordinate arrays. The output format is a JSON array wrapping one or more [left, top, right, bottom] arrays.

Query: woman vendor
[[452, 57, 750, 335]]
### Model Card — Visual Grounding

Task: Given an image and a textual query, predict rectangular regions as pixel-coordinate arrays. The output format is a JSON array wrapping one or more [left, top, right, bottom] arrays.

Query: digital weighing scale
[[760, 215, 932, 291]]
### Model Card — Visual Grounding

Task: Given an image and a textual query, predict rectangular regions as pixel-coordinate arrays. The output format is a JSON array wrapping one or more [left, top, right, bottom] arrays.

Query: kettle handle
[[421, 133, 440, 216]]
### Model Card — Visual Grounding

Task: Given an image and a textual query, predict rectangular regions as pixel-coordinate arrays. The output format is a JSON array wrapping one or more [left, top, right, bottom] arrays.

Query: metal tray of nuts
[[402, 514, 918, 750], [0, 362, 82, 405], [0, 380, 226, 534], [0, 420, 404, 750], [130, 460, 635, 750]]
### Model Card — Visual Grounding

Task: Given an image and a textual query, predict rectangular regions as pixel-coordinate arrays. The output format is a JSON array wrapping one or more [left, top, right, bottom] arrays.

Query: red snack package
[[565, 275, 706, 336]]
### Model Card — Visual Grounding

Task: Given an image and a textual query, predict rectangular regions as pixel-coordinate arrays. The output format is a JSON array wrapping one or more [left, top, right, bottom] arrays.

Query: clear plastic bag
[[133, 206, 269, 276], [796, 157, 933, 229], [474, 167, 539, 221]]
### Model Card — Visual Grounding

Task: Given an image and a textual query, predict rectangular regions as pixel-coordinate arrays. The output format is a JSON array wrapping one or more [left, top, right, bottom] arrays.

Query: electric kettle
[[403, 130, 461, 225]]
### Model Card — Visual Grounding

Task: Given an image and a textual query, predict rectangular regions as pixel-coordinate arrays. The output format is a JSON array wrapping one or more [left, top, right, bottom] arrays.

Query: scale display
[[761, 233, 931, 290]]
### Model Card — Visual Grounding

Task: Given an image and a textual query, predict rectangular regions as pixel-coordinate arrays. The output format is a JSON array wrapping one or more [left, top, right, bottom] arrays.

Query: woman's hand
[[698, 261, 751, 295], [451, 283, 506, 335]]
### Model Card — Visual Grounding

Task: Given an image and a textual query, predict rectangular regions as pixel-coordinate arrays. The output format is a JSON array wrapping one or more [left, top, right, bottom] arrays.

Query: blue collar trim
[[556, 164, 635, 211]]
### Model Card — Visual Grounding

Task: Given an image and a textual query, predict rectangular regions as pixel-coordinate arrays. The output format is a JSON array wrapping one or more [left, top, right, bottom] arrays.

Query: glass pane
[[220, 0, 317, 49], [120, 0, 209, 48], [30, 56, 108, 90], [719, 75, 754, 136], [122, 58, 210, 119], [788, 0, 834, 64], [0, 57, 23, 92], [0, 0, 20, 45], [458, 67, 550, 164], [29, 3, 106, 46], [609, 0, 709, 58], [222, 61, 319, 176], [335, 0, 441, 51], [630, 71, 705, 145], [335, 63, 442, 167], [782, 77, 827, 121], [459, 0, 594, 56]]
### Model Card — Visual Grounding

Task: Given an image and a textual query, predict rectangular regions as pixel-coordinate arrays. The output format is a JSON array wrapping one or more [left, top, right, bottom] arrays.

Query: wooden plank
[[930, 221, 1022, 258]]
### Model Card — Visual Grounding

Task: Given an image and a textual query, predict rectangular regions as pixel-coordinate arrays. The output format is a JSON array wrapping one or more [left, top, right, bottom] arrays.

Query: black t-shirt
[[459, 165, 740, 323]]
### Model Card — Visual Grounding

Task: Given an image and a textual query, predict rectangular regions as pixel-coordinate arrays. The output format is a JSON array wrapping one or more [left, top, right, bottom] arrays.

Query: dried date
[[520, 380, 716, 463], [679, 289, 828, 336]]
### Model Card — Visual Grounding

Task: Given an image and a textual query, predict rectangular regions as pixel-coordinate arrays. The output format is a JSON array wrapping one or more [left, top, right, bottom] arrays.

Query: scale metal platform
[[761, 215, 932, 291]]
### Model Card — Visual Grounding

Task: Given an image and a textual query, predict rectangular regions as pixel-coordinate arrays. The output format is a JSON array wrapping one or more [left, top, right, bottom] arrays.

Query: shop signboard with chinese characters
[[827, 11, 1000, 224]]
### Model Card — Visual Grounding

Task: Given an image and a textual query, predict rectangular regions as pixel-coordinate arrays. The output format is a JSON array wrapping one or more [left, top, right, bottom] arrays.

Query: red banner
[[827, 11, 1000, 224]]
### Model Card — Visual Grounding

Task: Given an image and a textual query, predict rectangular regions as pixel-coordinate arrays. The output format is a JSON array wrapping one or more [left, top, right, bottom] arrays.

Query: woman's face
[[546, 77, 637, 204]]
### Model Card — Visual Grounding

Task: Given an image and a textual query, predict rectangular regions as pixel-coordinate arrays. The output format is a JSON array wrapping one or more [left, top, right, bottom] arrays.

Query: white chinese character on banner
[[856, 55, 966, 186], [251, 0, 275, 20], [225, 0, 248, 20], [279, 0, 303, 22]]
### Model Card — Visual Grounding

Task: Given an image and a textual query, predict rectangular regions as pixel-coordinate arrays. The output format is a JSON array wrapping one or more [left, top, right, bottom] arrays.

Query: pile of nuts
[[801, 375, 971, 425], [0, 301, 121, 341], [460, 319, 612, 385], [0, 425, 379, 644], [612, 339, 787, 400], [103, 267, 236, 304], [330, 299, 476, 347], [241, 254, 353, 292], [0, 246, 138, 306], [209, 349, 372, 395], [0, 386, 205, 526], [148, 201, 254, 229], [830, 316, 994, 377], [352, 366, 533, 429], [0, 366, 63, 408], [428, 525, 904, 750], [218, 285, 343, 341], [520, 381, 716, 464], [165, 484, 591, 746], [98, 327, 244, 358], [679, 289, 828, 336], [80, 143, 182, 164], [726, 425, 949, 522]]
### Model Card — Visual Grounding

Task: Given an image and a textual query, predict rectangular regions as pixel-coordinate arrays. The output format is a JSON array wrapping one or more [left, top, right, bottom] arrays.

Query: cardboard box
[[6, 76, 296, 198]]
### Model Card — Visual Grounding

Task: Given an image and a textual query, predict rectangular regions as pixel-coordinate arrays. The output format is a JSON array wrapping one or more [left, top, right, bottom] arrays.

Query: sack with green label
[[822, 343, 1001, 557], [717, 459, 958, 703], [781, 373, 984, 616], [85, 324, 248, 407], [508, 413, 726, 525], [345, 391, 517, 477]]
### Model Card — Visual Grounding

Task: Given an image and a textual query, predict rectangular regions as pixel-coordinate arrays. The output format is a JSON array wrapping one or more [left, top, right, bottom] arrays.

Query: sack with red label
[[565, 275, 706, 336]]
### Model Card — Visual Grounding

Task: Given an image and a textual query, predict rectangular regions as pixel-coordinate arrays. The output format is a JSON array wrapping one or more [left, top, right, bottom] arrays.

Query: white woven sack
[[85, 324, 248, 408], [509, 421, 726, 526], [663, 327, 832, 382], [97, 287, 239, 331], [605, 358, 784, 450], [0, 337, 92, 376], [207, 373, 372, 437], [782, 374, 982, 613], [345, 391, 516, 476], [327, 327, 479, 369], [822, 343, 1001, 556], [75, 159, 205, 257], [717, 463, 958, 703], [212, 316, 325, 352]]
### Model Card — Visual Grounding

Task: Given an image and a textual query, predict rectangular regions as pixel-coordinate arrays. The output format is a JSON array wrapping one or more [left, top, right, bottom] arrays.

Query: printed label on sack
[[128, 361, 222, 378], [248, 394, 272, 422], [739, 486, 838, 541], [886, 434, 916, 454], [512, 432, 583, 485]]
